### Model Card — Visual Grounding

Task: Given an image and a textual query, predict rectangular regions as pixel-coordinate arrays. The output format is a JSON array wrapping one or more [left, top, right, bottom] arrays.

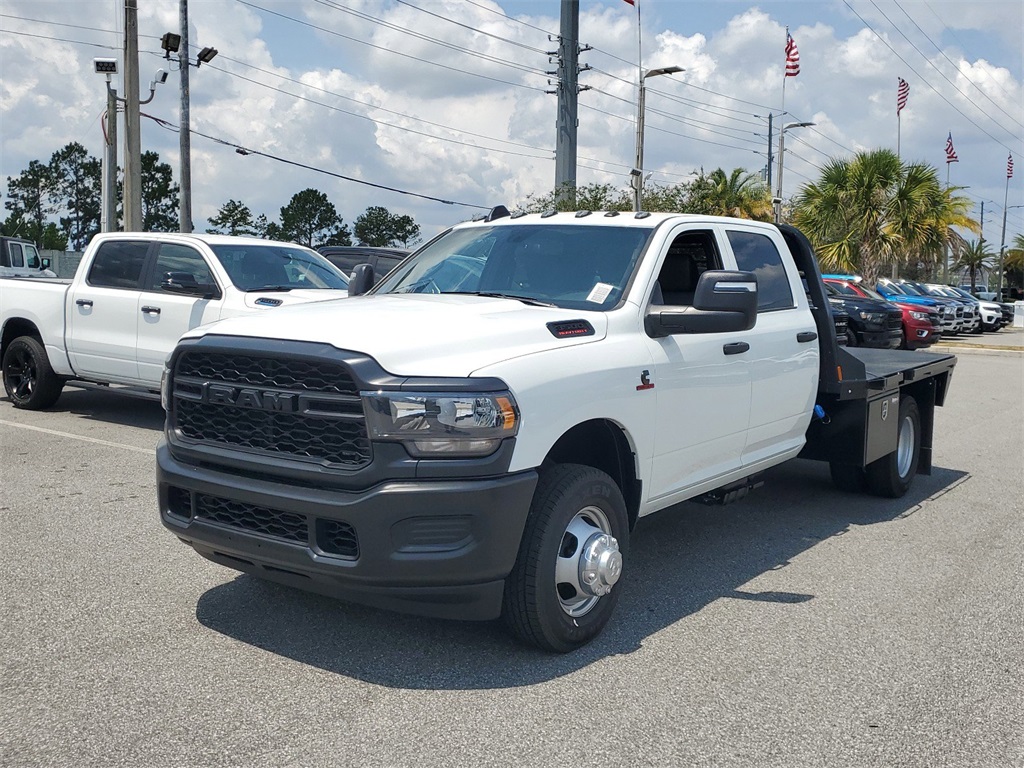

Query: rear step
[[693, 473, 765, 505]]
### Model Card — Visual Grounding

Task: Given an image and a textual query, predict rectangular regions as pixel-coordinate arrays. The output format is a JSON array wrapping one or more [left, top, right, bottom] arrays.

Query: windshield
[[898, 282, 924, 296], [859, 285, 886, 301], [374, 224, 652, 310], [210, 243, 349, 291], [826, 281, 859, 297], [879, 281, 906, 295]]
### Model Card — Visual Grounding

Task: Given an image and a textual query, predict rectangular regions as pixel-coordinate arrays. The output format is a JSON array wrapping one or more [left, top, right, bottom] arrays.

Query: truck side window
[[727, 230, 794, 311], [23, 244, 40, 269], [654, 231, 722, 306], [9, 242, 24, 268], [148, 244, 215, 291], [87, 241, 150, 289]]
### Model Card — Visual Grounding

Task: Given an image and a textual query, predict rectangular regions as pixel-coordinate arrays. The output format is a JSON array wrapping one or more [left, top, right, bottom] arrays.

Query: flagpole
[[943, 161, 951, 283], [777, 26, 788, 221], [897, 113, 901, 159]]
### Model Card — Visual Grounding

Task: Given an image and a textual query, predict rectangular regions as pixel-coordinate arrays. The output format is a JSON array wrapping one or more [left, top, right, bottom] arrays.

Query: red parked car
[[824, 277, 941, 350]]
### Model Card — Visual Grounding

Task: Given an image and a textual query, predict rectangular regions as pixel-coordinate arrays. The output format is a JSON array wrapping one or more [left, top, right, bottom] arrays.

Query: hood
[[834, 295, 900, 314], [879, 292, 942, 308], [239, 288, 348, 311], [189, 293, 607, 377]]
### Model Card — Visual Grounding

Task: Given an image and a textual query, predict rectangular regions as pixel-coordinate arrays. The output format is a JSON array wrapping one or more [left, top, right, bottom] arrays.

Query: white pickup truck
[[156, 210, 956, 652], [1, 232, 349, 409]]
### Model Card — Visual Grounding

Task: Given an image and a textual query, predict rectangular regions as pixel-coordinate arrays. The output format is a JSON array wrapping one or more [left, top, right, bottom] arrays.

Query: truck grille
[[171, 350, 371, 468], [886, 313, 902, 331]]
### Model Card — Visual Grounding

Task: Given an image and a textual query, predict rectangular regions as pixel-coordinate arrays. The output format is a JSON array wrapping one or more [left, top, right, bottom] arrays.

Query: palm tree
[[686, 168, 773, 221], [791, 149, 978, 283], [954, 239, 995, 290]]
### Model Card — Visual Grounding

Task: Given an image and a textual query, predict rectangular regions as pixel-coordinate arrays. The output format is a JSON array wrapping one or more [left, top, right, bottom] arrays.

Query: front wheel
[[2, 336, 64, 410], [503, 464, 629, 653], [865, 396, 921, 498]]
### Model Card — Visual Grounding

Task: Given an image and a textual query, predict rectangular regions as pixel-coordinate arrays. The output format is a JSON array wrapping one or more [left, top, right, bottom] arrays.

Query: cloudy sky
[[1, 0, 1021, 244]]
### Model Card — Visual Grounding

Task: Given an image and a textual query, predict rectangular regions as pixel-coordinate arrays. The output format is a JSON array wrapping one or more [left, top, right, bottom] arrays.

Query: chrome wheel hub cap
[[555, 506, 620, 617]]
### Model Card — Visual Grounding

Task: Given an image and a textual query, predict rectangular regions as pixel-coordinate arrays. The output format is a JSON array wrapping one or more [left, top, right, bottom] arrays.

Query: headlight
[[858, 311, 885, 323], [363, 390, 519, 457], [909, 311, 929, 320]]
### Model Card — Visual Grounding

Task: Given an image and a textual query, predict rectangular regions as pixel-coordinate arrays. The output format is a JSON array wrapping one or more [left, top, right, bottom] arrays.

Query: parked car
[[0, 236, 57, 278], [823, 277, 939, 350], [939, 286, 1004, 332], [823, 282, 902, 348], [874, 278, 962, 335], [317, 246, 410, 281], [1, 233, 349, 409], [902, 281, 980, 333], [960, 284, 998, 301]]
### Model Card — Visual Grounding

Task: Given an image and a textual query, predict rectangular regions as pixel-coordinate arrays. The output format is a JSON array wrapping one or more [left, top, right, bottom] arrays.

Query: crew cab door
[[641, 226, 752, 503], [136, 242, 223, 385], [66, 239, 151, 381], [721, 226, 818, 465]]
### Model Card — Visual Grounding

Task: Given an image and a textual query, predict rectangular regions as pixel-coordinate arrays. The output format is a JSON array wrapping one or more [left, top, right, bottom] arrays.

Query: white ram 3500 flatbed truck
[[0, 233, 349, 409], [156, 210, 956, 652]]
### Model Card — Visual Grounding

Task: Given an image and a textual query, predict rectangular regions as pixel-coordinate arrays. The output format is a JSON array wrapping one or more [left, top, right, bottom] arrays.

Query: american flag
[[945, 133, 958, 164], [1008, 153, 1014, 179], [623, 0, 635, 5], [897, 77, 909, 115], [785, 33, 800, 77]]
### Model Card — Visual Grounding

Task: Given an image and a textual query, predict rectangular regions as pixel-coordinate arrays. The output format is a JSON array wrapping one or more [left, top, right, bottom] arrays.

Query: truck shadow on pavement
[[195, 459, 968, 689], [43, 388, 165, 430]]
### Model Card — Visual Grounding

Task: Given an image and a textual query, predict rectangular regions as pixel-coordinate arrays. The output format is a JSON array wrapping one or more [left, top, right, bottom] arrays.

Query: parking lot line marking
[[0, 419, 156, 455]]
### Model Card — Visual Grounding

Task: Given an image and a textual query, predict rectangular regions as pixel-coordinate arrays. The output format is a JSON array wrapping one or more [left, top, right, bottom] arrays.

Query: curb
[[928, 344, 1023, 358]]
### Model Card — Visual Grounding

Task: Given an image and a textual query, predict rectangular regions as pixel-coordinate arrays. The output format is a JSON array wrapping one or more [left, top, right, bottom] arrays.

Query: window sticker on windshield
[[586, 283, 614, 303]]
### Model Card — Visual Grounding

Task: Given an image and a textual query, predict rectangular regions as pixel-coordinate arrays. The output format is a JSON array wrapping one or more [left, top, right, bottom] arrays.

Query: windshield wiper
[[246, 285, 294, 292], [452, 291, 556, 307]]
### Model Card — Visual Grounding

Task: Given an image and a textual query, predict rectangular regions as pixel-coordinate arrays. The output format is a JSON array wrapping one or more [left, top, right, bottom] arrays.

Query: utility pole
[[766, 112, 774, 191], [102, 78, 118, 232], [179, 0, 192, 232], [123, 0, 143, 231], [553, 0, 579, 207]]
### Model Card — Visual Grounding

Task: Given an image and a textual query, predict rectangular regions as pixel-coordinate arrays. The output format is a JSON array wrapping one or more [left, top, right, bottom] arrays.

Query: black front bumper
[[157, 440, 538, 620]]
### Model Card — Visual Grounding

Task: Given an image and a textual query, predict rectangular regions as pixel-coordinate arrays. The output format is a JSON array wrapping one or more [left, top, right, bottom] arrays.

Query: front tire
[[2, 336, 64, 410], [503, 464, 629, 653], [865, 396, 921, 498]]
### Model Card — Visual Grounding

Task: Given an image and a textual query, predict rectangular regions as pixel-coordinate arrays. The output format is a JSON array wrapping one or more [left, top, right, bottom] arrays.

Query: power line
[[143, 112, 490, 209], [463, 0, 557, 37], [389, 0, 550, 55], [307, 0, 549, 77], [0, 27, 120, 50], [841, 0, 1016, 153], [236, 0, 550, 94], [213, 54, 552, 155], [891, 0, 1021, 130], [867, 0, 1020, 140], [202, 61, 553, 161]]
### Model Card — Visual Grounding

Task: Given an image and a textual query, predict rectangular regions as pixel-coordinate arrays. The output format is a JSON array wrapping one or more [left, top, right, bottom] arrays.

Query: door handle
[[797, 331, 818, 343], [723, 342, 750, 355], [141, 306, 161, 315], [76, 299, 93, 308]]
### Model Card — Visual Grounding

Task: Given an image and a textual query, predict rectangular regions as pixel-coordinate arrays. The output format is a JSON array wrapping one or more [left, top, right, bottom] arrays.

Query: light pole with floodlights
[[633, 65, 683, 212], [774, 121, 814, 223], [93, 58, 167, 232]]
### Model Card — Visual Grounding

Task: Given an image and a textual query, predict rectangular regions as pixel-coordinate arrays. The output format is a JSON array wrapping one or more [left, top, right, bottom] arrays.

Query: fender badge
[[636, 370, 654, 391], [881, 400, 889, 420]]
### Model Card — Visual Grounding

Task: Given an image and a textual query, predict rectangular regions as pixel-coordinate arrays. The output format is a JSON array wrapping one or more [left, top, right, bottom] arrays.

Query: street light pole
[[123, 0, 142, 231], [632, 65, 683, 212], [179, 0, 192, 233], [997, 204, 1023, 299], [774, 121, 814, 224]]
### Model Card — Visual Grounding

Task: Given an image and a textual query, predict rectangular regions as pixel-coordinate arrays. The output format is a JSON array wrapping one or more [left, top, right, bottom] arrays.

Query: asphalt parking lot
[[1, 348, 1021, 768]]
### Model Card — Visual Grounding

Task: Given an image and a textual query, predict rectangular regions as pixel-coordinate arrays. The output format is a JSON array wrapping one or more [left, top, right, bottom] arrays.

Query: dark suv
[[317, 246, 409, 281], [824, 282, 903, 348]]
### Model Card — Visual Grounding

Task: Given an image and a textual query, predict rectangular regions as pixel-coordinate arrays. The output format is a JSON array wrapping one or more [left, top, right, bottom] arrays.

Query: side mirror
[[347, 263, 375, 296], [645, 270, 758, 337], [40, 258, 51, 270], [161, 272, 221, 299]]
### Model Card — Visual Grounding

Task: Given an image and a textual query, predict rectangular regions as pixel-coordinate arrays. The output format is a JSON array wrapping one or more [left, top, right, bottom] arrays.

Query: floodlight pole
[[774, 121, 814, 224]]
